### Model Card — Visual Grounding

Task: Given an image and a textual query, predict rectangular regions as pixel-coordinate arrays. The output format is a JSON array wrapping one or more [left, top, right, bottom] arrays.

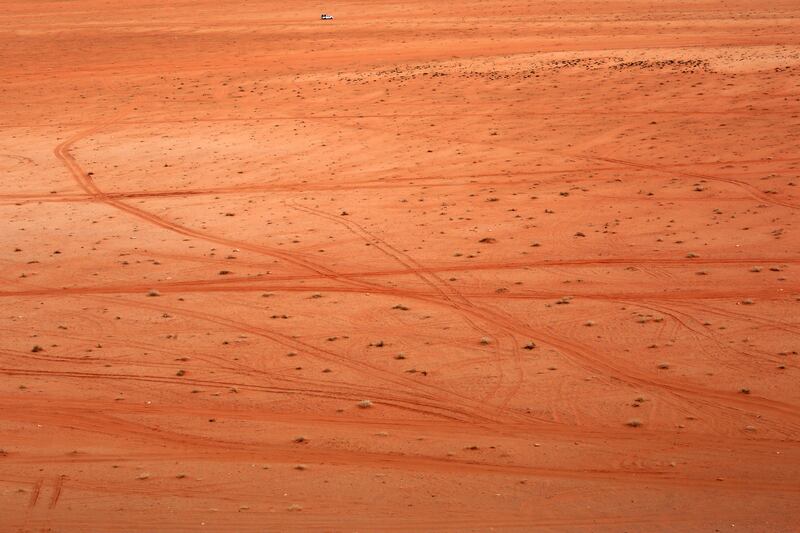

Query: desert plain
[[1, 1, 800, 531]]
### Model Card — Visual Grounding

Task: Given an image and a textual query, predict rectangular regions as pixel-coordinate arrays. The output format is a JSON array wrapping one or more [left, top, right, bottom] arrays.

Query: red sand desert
[[2, 1, 800, 531]]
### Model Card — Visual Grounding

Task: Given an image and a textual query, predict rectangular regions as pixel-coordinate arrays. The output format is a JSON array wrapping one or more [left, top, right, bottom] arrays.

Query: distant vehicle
[[320, 14, 334, 20]]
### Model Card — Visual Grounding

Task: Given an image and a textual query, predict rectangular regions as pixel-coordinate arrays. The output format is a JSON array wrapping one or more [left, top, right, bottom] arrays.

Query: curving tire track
[[50, 114, 800, 450]]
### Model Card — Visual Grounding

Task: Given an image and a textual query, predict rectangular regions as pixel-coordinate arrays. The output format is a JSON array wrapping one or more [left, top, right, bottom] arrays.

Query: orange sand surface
[[2, 1, 800, 530]]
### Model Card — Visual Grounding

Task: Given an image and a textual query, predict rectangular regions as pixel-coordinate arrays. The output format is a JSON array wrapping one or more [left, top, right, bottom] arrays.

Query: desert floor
[[1, 1, 800, 531]]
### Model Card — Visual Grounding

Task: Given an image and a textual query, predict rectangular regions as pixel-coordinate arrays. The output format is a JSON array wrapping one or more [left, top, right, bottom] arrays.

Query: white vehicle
[[320, 13, 334, 20]]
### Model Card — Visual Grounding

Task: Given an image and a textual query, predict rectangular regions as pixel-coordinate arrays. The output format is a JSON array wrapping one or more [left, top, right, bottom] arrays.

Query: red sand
[[2, 1, 800, 530]]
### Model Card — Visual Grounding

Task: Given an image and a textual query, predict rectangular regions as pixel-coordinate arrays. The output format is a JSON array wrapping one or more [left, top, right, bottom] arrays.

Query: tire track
[[4, 404, 798, 495], [52, 116, 528, 425], [588, 155, 800, 210], [49, 475, 64, 509], [2, 278, 796, 301], [288, 200, 525, 412], [28, 478, 43, 508], [50, 114, 800, 438]]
